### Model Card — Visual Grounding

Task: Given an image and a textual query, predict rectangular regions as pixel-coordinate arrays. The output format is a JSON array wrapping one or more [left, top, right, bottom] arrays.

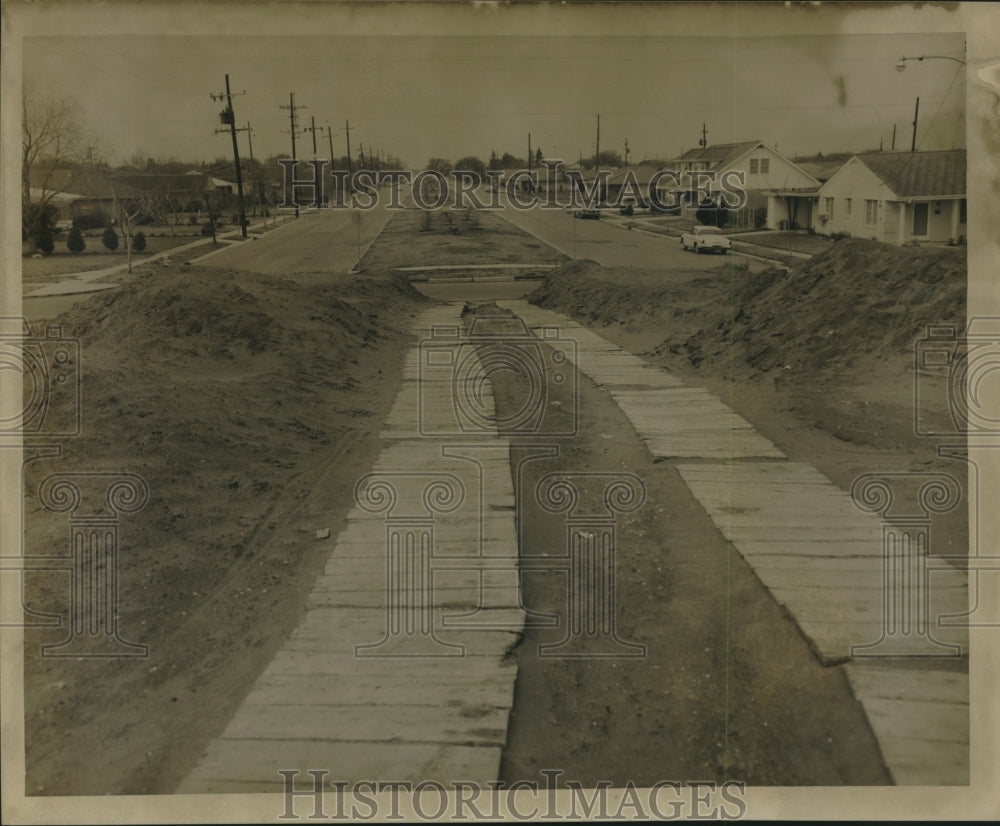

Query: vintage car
[[680, 225, 732, 254]]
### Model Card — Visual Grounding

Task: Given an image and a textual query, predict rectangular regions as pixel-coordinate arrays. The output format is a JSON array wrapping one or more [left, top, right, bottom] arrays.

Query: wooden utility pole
[[210, 74, 248, 237], [595, 114, 601, 204], [279, 92, 305, 216], [624, 136, 630, 168], [911, 97, 920, 152], [892, 123, 897, 150], [345, 120, 353, 196], [245, 122, 257, 216], [527, 132, 532, 192], [699, 123, 708, 148]]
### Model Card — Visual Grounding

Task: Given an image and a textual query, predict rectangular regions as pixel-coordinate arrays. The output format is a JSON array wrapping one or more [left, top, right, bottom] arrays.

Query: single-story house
[[604, 164, 667, 207], [765, 158, 846, 231], [812, 149, 966, 244]]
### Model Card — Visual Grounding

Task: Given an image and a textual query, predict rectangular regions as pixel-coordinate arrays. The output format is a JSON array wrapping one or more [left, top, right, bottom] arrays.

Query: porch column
[[898, 202, 907, 245], [950, 200, 960, 241]]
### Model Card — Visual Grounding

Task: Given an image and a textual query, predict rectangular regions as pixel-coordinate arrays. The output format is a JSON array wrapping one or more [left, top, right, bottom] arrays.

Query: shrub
[[66, 225, 86, 253], [34, 224, 55, 255], [102, 226, 119, 252], [132, 231, 147, 252]]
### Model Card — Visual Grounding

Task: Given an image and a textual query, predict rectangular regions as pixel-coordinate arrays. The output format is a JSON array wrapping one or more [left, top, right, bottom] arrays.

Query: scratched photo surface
[[2, 2, 998, 823]]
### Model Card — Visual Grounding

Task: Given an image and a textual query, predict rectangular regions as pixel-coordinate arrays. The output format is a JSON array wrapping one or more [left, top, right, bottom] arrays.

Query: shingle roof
[[856, 149, 965, 198], [606, 164, 669, 185], [674, 140, 761, 168], [797, 160, 846, 182]]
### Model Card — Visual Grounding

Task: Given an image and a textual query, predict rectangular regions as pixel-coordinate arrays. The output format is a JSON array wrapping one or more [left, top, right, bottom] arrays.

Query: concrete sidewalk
[[23, 215, 296, 298]]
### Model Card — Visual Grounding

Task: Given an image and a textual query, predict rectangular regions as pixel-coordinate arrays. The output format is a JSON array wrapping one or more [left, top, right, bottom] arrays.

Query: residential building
[[814, 149, 966, 244], [671, 140, 820, 229]]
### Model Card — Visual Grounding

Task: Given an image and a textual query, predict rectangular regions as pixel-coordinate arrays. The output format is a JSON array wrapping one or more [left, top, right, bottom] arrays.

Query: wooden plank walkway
[[498, 298, 969, 787], [498, 300, 783, 458], [178, 304, 523, 793]]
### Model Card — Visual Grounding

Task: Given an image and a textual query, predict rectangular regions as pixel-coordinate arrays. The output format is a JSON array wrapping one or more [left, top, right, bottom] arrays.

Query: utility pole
[[345, 120, 353, 197], [624, 136, 629, 168], [279, 92, 306, 216], [309, 116, 318, 156], [326, 125, 335, 171], [527, 132, 532, 192], [892, 123, 897, 150], [595, 114, 600, 203], [245, 122, 257, 217], [210, 74, 248, 237], [699, 123, 708, 148], [911, 97, 920, 152]]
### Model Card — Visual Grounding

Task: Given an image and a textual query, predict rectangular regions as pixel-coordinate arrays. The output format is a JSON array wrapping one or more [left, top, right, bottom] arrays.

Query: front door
[[912, 202, 929, 237]]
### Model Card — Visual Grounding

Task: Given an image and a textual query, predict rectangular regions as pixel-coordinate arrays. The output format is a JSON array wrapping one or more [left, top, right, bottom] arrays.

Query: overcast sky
[[24, 31, 966, 169]]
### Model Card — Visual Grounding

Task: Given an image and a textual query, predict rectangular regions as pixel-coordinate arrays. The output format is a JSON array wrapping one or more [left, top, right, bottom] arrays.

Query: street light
[[896, 54, 966, 72]]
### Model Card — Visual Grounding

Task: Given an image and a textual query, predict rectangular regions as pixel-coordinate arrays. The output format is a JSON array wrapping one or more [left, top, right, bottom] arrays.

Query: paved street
[[491, 196, 764, 271], [201, 200, 398, 276]]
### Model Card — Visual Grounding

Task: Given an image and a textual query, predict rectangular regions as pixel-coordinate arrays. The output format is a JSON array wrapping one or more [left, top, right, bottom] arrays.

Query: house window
[[759, 158, 769, 174], [845, 198, 851, 217], [824, 197, 834, 220], [750, 159, 759, 174], [864, 199, 878, 225]]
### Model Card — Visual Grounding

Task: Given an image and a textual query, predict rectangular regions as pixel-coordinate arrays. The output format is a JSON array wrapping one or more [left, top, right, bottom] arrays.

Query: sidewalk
[[497, 298, 970, 786], [23, 215, 296, 298], [178, 303, 523, 792]]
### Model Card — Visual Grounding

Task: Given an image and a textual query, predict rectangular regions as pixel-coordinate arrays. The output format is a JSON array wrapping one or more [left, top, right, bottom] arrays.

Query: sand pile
[[22, 265, 427, 794]]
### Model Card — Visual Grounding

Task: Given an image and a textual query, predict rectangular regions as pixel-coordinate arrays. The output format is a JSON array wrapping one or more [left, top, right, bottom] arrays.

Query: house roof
[[29, 167, 237, 200], [674, 140, 761, 168], [606, 164, 667, 186], [855, 149, 966, 198], [797, 160, 847, 182]]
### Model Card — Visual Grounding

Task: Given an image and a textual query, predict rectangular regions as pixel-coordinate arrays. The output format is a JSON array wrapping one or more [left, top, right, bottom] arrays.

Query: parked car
[[619, 196, 637, 216], [574, 208, 600, 219], [680, 225, 732, 254]]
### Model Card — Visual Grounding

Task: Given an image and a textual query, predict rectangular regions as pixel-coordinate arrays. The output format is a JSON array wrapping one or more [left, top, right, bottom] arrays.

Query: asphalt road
[[492, 195, 763, 271]]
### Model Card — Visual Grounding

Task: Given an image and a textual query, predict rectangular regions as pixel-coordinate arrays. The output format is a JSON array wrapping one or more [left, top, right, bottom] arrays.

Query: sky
[[23, 31, 966, 170]]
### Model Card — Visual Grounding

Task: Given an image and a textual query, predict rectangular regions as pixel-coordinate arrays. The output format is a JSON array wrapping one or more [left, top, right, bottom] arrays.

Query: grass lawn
[[22, 231, 206, 280]]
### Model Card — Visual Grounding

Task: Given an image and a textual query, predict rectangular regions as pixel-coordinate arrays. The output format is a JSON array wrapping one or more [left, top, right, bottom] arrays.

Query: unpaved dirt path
[[463, 303, 891, 786]]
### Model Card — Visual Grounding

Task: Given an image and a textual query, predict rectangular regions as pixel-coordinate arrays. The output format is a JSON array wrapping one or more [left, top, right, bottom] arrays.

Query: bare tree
[[111, 186, 152, 273], [202, 187, 223, 246], [21, 83, 90, 248], [147, 185, 188, 238]]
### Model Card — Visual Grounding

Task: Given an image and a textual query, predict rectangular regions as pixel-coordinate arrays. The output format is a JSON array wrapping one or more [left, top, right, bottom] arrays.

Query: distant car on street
[[573, 208, 600, 219], [680, 225, 732, 254]]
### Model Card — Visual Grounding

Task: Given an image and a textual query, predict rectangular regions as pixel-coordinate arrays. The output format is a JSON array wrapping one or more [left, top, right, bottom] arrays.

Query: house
[[604, 164, 666, 206], [28, 167, 239, 227], [813, 149, 966, 244], [670, 140, 821, 229], [765, 157, 847, 231]]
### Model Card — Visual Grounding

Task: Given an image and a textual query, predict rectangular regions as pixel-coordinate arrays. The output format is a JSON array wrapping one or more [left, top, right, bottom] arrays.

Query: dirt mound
[[534, 238, 965, 378], [22, 265, 428, 795]]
